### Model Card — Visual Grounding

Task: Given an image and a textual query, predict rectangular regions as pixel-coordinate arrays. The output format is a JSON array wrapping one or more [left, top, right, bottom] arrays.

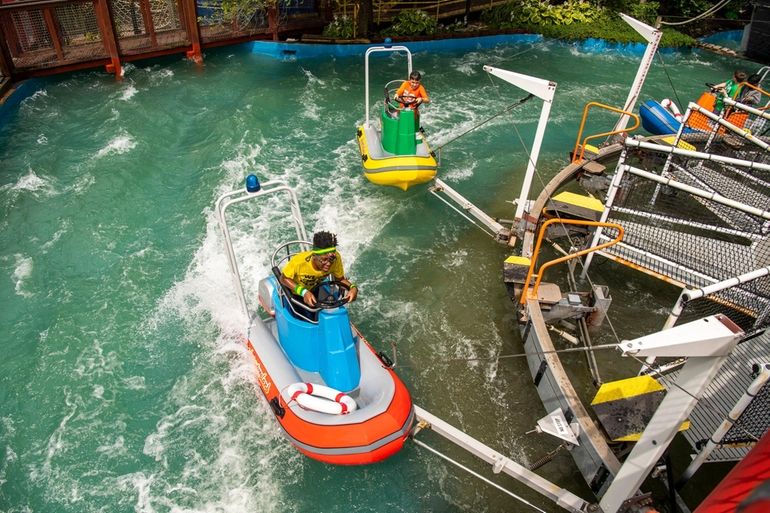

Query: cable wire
[[660, 0, 732, 26], [412, 438, 548, 513]]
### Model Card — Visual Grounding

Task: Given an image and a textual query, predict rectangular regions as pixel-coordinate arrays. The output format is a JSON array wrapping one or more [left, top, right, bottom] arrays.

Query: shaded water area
[[0, 36, 757, 512]]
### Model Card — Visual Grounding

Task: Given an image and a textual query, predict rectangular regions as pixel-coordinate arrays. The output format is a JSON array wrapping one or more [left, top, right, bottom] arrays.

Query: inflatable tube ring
[[286, 382, 358, 415], [661, 98, 683, 121]]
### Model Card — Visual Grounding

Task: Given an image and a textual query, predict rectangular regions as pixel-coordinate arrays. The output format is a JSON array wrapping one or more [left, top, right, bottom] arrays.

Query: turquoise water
[[0, 38, 754, 512]]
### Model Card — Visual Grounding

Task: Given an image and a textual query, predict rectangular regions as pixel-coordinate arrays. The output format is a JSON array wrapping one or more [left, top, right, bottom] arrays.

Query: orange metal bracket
[[520, 218, 624, 305], [571, 102, 640, 164]]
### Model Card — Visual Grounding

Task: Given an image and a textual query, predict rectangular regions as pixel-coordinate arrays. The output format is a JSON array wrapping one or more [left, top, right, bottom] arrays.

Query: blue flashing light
[[246, 174, 261, 192], [384, 37, 392, 48]]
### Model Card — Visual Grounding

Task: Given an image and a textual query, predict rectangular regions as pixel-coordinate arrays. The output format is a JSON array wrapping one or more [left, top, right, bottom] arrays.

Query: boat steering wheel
[[313, 280, 351, 309]]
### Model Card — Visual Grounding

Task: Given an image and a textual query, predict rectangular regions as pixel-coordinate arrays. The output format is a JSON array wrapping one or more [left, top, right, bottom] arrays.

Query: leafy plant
[[221, 0, 273, 23], [323, 14, 354, 38], [482, 0, 602, 28], [629, 1, 660, 24], [383, 9, 437, 37], [481, 1, 693, 47]]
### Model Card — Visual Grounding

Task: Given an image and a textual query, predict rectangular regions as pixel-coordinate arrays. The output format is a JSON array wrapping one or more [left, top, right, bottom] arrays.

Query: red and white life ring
[[286, 382, 358, 415], [660, 98, 683, 121]]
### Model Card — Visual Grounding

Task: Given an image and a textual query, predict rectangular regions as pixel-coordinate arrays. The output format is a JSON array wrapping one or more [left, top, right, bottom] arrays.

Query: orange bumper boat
[[216, 175, 414, 464]]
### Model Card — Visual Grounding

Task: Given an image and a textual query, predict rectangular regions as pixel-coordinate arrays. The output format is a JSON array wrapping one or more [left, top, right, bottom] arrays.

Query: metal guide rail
[[412, 405, 594, 513]]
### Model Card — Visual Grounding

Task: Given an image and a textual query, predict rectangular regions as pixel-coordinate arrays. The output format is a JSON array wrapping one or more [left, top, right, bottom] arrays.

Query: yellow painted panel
[[661, 136, 696, 151], [591, 375, 665, 405], [504, 255, 531, 265], [552, 191, 604, 212]]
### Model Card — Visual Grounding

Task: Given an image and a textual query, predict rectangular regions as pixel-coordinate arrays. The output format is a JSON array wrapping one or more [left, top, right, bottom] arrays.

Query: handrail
[[215, 178, 307, 319], [520, 219, 624, 305], [571, 102, 640, 163], [364, 45, 412, 128]]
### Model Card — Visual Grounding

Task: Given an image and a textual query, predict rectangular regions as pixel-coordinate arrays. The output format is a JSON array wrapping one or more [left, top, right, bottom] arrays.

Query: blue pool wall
[[248, 33, 681, 60]]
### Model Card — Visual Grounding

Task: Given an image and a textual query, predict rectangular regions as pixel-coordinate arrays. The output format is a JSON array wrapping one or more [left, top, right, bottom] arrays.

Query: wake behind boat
[[216, 176, 414, 464], [356, 43, 438, 191]]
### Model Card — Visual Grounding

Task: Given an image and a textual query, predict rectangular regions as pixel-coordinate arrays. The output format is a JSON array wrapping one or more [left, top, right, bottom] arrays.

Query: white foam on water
[[95, 133, 137, 159], [150, 68, 175, 83], [442, 162, 476, 182], [96, 435, 127, 457], [119, 83, 138, 101], [1, 417, 18, 489], [299, 67, 329, 121], [37, 134, 48, 145], [11, 168, 48, 193], [40, 222, 69, 252], [12, 254, 33, 298]]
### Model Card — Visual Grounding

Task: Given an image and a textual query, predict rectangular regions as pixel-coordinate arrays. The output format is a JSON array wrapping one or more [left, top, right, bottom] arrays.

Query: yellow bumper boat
[[357, 44, 438, 191]]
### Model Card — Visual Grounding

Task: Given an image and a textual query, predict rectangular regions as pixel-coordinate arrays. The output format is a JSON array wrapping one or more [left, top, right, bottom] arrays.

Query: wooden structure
[[0, 0, 513, 96], [0, 0, 328, 91]]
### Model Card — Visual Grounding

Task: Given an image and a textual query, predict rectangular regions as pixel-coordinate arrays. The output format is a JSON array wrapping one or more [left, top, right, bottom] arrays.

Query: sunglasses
[[315, 254, 337, 264]]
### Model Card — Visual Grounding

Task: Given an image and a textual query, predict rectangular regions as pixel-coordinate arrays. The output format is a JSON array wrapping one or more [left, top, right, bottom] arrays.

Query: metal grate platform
[[662, 332, 770, 462]]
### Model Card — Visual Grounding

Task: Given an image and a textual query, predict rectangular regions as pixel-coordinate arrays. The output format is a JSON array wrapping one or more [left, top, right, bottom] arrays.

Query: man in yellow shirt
[[279, 231, 358, 308]]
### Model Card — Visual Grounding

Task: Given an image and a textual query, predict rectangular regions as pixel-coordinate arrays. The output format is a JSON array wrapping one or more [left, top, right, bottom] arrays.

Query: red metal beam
[[42, 7, 64, 60], [693, 429, 770, 513], [0, 13, 15, 79], [138, 0, 156, 47], [93, 0, 121, 77], [179, 0, 201, 64]]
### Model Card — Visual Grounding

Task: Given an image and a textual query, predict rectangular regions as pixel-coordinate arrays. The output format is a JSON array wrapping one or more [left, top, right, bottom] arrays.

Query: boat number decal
[[254, 361, 271, 394], [551, 414, 568, 436]]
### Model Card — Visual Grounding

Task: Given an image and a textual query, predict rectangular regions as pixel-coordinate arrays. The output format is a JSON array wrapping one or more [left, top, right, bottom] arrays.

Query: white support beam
[[414, 405, 591, 513], [612, 14, 662, 134], [430, 178, 510, 241], [483, 66, 556, 230], [600, 315, 744, 513]]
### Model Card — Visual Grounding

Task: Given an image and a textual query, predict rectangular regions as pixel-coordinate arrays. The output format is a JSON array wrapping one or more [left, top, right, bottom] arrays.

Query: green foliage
[[323, 14, 354, 39], [628, 1, 660, 24], [221, 0, 271, 23], [383, 9, 437, 37], [481, 0, 602, 28], [480, 1, 692, 47]]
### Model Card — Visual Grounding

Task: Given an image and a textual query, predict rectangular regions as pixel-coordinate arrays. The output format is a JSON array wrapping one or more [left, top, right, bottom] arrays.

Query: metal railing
[[520, 218, 624, 305], [571, 102, 640, 164]]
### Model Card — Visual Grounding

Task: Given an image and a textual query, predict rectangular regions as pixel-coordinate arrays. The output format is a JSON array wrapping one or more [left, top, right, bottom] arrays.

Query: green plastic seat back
[[381, 104, 416, 155]]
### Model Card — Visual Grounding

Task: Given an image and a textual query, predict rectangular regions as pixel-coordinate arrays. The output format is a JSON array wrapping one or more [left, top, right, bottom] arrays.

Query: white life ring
[[286, 382, 358, 415], [660, 98, 683, 121]]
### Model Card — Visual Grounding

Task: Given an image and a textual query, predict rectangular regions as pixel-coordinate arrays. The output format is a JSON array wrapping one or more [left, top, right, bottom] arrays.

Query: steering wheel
[[312, 280, 351, 309]]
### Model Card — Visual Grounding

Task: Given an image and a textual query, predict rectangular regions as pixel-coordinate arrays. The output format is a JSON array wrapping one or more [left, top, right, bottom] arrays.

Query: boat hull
[[357, 125, 438, 191], [246, 321, 414, 465], [639, 100, 695, 136]]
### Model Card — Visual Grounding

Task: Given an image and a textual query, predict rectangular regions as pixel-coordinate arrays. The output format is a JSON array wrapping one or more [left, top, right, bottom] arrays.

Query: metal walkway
[[662, 331, 770, 462]]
